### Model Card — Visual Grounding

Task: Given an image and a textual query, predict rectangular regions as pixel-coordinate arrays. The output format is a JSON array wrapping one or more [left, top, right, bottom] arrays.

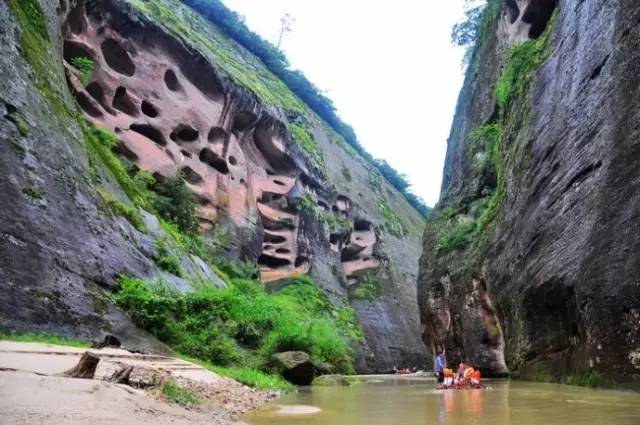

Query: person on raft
[[435, 350, 446, 384]]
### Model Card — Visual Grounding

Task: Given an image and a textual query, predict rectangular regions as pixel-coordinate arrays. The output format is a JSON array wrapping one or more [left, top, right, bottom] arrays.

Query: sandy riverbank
[[0, 341, 279, 424]]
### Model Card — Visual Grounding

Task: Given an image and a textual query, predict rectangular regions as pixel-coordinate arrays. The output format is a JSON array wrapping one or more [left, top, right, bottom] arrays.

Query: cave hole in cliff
[[171, 125, 199, 143], [273, 179, 286, 187], [63, 40, 94, 65], [65, 3, 86, 34], [276, 248, 291, 254], [522, 0, 557, 39], [353, 220, 372, 232], [240, 178, 246, 185], [130, 124, 167, 146], [505, 0, 520, 23], [101, 38, 136, 77], [258, 254, 291, 268], [181, 149, 192, 158], [233, 111, 258, 132], [208, 127, 227, 144], [330, 234, 342, 246], [180, 166, 204, 185], [228, 156, 238, 166], [317, 200, 329, 210], [264, 233, 287, 244], [141, 100, 159, 118], [85, 82, 112, 113], [331, 206, 339, 213], [164, 69, 182, 91], [75, 92, 103, 118], [180, 57, 225, 102], [199, 148, 229, 174], [112, 87, 139, 117], [294, 256, 309, 268]]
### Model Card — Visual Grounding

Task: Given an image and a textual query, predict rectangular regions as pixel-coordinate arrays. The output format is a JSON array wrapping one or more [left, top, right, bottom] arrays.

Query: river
[[245, 376, 640, 425]]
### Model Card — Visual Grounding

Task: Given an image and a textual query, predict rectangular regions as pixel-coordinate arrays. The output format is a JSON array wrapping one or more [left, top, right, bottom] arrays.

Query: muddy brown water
[[245, 376, 640, 425]]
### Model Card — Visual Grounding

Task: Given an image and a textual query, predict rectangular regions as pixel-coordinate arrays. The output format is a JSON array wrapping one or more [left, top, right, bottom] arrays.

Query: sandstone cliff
[[418, 0, 640, 387], [0, 0, 427, 372]]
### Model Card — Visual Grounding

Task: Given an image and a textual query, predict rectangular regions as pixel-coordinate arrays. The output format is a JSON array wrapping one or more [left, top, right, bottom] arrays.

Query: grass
[[162, 379, 202, 407], [98, 188, 147, 233], [289, 123, 326, 173], [0, 331, 90, 348], [180, 355, 293, 391], [368, 170, 382, 191], [127, 0, 304, 113]]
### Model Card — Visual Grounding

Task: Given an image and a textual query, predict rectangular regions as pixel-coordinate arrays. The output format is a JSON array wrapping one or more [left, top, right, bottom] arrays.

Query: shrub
[[296, 192, 317, 212], [435, 218, 476, 254], [114, 274, 360, 374], [70, 56, 94, 85], [151, 174, 198, 235], [153, 237, 184, 277]]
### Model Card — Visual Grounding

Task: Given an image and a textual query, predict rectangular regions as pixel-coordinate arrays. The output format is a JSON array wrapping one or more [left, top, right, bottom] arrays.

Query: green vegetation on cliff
[[432, 9, 556, 256], [114, 274, 362, 377]]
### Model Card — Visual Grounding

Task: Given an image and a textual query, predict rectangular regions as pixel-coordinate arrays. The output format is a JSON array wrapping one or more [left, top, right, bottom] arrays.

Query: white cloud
[[222, 0, 468, 206]]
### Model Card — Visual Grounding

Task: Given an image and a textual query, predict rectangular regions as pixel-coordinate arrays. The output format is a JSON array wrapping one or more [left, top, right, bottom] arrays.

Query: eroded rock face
[[0, 0, 426, 373], [419, 0, 640, 386]]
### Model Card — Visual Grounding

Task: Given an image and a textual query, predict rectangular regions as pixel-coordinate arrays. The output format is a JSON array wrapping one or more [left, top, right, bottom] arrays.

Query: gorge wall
[[418, 0, 640, 387], [0, 0, 428, 372]]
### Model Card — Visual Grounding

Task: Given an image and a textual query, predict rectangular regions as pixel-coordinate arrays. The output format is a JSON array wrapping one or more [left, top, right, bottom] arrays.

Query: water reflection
[[245, 377, 640, 425]]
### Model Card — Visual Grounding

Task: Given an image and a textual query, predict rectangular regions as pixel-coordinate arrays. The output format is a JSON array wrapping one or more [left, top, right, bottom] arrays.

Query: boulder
[[271, 351, 315, 386], [312, 374, 350, 387]]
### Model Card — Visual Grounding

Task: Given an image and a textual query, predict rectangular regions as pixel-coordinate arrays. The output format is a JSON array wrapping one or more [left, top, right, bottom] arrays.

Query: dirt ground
[[0, 341, 279, 425]]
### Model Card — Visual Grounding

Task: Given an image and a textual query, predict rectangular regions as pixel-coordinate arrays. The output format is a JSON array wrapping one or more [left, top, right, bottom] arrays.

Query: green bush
[[296, 192, 317, 212], [153, 237, 184, 277], [435, 219, 476, 254], [114, 274, 361, 374], [496, 16, 555, 111], [70, 56, 94, 85], [151, 174, 198, 235]]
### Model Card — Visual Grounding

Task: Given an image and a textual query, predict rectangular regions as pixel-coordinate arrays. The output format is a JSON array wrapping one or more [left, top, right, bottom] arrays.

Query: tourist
[[435, 350, 446, 383]]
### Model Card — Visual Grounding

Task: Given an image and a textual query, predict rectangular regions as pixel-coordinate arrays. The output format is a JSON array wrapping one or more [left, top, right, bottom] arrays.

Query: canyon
[[418, 0, 640, 388]]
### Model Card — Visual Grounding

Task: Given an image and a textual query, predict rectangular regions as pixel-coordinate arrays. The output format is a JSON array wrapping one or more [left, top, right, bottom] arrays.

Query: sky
[[222, 0, 469, 206]]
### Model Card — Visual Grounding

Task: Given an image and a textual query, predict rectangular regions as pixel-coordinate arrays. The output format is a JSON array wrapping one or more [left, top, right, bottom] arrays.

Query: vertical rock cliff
[[418, 0, 640, 387], [1, 0, 428, 372]]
